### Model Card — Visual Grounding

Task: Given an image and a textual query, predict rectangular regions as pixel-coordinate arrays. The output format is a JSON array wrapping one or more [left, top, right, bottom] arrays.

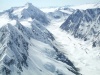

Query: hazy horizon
[[0, 0, 100, 11]]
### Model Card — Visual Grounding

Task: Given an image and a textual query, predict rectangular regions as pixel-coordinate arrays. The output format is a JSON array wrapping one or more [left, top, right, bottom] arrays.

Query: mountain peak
[[25, 3, 34, 8], [25, 2, 33, 5]]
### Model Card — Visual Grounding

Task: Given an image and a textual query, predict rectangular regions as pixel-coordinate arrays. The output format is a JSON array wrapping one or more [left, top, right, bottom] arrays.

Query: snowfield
[[47, 19, 100, 75]]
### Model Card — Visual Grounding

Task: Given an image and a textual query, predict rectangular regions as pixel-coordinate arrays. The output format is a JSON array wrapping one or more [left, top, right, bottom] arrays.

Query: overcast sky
[[0, 0, 100, 11]]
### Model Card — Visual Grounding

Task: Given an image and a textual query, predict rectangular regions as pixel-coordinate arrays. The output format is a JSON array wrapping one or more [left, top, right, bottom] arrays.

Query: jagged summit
[[61, 8, 100, 47], [0, 2, 49, 27], [24, 3, 35, 8]]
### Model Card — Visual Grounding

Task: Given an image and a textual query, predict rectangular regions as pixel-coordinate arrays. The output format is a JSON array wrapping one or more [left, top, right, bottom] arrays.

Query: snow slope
[[40, 7, 58, 13], [0, 19, 80, 75], [41, 7, 74, 20], [47, 19, 100, 75], [61, 8, 100, 47], [0, 3, 49, 25], [0, 3, 80, 75], [0, 2, 100, 75]]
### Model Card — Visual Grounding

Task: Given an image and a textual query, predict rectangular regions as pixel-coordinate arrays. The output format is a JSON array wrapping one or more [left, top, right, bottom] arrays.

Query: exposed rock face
[[61, 8, 100, 47]]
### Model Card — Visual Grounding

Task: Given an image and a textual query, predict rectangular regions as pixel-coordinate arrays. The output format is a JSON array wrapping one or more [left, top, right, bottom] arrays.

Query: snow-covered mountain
[[0, 2, 100, 75], [42, 2, 100, 75], [41, 7, 74, 20], [60, 8, 100, 47], [0, 3, 49, 25], [0, 3, 80, 75], [48, 8, 74, 20], [47, 19, 100, 75]]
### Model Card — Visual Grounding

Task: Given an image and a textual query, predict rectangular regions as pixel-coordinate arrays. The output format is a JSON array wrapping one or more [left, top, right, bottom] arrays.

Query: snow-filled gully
[[47, 19, 100, 75]]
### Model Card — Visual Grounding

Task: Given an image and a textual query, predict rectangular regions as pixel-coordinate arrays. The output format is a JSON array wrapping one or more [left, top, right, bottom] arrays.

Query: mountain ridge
[[0, 3, 80, 75], [60, 7, 100, 47]]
